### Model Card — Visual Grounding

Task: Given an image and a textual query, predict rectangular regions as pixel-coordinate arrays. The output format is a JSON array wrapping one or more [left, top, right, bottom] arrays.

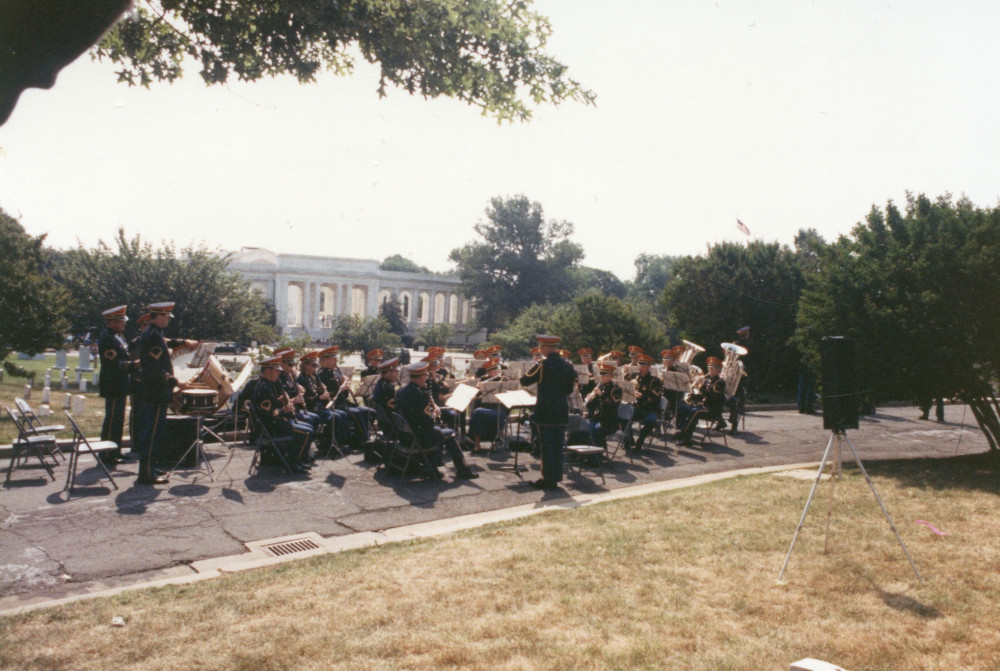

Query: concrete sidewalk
[[0, 405, 989, 614]]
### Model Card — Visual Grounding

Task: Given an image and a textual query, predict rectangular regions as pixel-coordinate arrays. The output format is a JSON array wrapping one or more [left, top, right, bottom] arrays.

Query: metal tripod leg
[[778, 430, 921, 583], [170, 415, 215, 482]]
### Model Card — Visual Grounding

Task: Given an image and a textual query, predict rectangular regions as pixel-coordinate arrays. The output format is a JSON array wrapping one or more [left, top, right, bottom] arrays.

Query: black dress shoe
[[290, 462, 310, 473], [119, 452, 139, 462], [455, 469, 479, 480], [137, 474, 169, 485], [531, 479, 558, 490]]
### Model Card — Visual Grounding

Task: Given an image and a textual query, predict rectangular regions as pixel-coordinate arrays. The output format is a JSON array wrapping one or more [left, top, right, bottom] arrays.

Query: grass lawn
[[1, 354, 108, 444], [2, 454, 999, 670]]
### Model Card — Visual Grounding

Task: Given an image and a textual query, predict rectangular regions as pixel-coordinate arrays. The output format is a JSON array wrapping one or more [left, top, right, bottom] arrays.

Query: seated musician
[[394, 362, 478, 480], [674, 356, 727, 447], [425, 352, 462, 433], [471, 348, 488, 378], [316, 345, 361, 449], [586, 362, 623, 446], [485, 344, 505, 372], [631, 353, 664, 451], [530, 346, 543, 363], [361, 349, 383, 378], [660, 346, 683, 420], [468, 361, 507, 452], [274, 348, 319, 431], [624, 345, 644, 380], [297, 350, 336, 455], [252, 355, 314, 472], [372, 357, 400, 417], [577, 347, 597, 400]]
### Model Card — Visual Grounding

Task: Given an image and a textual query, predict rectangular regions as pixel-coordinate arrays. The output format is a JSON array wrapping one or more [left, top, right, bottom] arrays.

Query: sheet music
[[357, 374, 378, 397], [621, 379, 638, 404], [662, 371, 691, 393], [446, 383, 480, 412], [568, 387, 585, 412], [497, 389, 536, 409]]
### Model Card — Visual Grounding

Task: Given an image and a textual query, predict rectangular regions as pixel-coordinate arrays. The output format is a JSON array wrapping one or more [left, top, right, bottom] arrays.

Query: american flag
[[736, 219, 751, 236]]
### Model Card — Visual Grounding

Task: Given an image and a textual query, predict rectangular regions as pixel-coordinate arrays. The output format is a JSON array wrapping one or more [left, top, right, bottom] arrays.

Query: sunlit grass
[[2, 453, 999, 670]]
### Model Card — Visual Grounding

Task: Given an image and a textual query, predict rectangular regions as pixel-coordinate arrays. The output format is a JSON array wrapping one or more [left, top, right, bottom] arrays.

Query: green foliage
[[380, 255, 431, 274], [3, 360, 33, 379], [661, 241, 804, 392], [792, 194, 1000, 405], [449, 195, 584, 334], [50, 228, 276, 344], [572, 266, 626, 299], [491, 294, 667, 360], [95, 0, 596, 123], [0, 209, 69, 359], [421, 323, 454, 348], [628, 253, 679, 304], [328, 314, 401, 356], [379, 296, 407, 336]]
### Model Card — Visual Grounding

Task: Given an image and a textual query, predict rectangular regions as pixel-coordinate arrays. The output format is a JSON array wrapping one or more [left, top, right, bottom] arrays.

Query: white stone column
[[340, 284, 350, 315], [274, 274, 287, 331], [366, 281, 379, 318]]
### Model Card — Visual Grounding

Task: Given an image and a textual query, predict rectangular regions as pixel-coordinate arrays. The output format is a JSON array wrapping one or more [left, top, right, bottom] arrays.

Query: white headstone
[[78, 347, 92, 371], [75, 370, 82, 385], [38, 404, 52, 417], [55, 350, 68, 369], [23, 384, 31, 400], [79, 378, 87, 392], [44, 369, 51, 386], [60, 370, 68, 390], [71, 395, 87, 414], [92, 369, 99, 385], [63, 393, 72, 410], [42, 386, 51, 404]]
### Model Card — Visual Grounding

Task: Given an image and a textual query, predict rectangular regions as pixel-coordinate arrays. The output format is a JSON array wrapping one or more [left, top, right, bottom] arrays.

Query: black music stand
[[491, 390, 536, 475]]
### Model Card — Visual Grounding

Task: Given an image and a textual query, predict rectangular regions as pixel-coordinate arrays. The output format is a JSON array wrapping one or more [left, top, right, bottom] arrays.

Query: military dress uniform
[[632, 357, 664, 450], [674, 366, 727, 446], [250, 364, 313, 471], [587, 377, 623, 446], [393, 365, 474, 479], [97, 306, 132, 464], [316, 359, 355, 448], [136, 303, 179, 484], [297, 359, 335, 454], [520, 336, 577, 488]]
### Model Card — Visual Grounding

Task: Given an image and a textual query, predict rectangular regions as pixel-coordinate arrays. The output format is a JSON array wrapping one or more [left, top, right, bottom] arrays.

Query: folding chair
[[565, 415, 607, 485], [5, 406, 57, 484], [607, 403, 636, 465], [246, 407, 296, 475], [387, 413, 439, 480], [63, 412, 119, 495], [14, 397, 66, 462], [695, 410, 729, 449]]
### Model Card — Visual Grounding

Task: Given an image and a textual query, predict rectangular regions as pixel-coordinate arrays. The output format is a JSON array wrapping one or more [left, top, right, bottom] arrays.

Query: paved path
[[0, 405, 989, 611]]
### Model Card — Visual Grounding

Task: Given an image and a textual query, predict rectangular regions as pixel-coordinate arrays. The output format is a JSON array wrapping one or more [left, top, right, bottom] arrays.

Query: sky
[[2, 0, 1000, 282]]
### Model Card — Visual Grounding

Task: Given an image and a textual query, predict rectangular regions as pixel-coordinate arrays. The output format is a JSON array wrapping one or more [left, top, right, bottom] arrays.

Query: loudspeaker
[[155, 415, 198, 467], [820, 336, 858, 431]]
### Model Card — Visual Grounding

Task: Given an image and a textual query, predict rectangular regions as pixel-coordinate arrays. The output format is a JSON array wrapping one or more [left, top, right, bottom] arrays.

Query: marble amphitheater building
[[227, 247, 483, 342]]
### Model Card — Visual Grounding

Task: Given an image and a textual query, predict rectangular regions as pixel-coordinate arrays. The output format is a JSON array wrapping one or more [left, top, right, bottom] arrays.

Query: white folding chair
[[5, 406, 57, 484], [63, 412, 119, 495], [15, 397, 66, 462]]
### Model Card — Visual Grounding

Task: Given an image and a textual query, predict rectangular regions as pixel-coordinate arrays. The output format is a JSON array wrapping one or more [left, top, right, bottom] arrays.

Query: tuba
[[679, 340, 704, 365], [719, 342, 748, 399]]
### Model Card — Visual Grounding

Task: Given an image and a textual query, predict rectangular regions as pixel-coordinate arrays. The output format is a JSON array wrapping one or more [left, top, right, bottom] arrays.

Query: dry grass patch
[[2, 453, 1000, 670]]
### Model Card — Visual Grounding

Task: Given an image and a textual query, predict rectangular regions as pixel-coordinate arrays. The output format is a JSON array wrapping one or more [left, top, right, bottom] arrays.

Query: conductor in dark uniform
[[97, 305, 133, 464], [520, 334, 576, 490]]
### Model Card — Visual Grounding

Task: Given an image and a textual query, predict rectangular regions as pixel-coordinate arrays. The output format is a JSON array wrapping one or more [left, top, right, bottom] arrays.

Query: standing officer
[[520, 334, 576, 490], [126, 312, 151, 461], [135, 302, 179, 485], [97, 305, 133, 465]]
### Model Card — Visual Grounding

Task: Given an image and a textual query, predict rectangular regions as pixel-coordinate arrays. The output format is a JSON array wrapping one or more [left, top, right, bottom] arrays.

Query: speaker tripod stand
[[778, 429, 922, 583]]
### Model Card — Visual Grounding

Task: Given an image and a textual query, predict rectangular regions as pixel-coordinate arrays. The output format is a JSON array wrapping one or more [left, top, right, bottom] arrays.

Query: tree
[[328, 314, 401, 355], [50, 228, 275, 344], [628, 253, 679, 304], [791, 194, 1000, 449], [379, 295, 407, 336], [421, 323, 454, 348], [449, 195, 584, 334], [380, 255, 431, 274], [91, 0, 595, 123], [491, 294, 667, 360], [572, 266, 627, 299], [661, 241, 804, 392], [0, 209, 69, 359]]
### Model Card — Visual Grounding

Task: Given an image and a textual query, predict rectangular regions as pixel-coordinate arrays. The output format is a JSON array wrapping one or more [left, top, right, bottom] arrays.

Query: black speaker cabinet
[[155, 415, 198, 467], [820, 336, 859, 431]]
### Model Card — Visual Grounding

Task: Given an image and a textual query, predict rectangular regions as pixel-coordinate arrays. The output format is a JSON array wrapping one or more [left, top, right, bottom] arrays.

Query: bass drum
[[193, 355, 233, 411]]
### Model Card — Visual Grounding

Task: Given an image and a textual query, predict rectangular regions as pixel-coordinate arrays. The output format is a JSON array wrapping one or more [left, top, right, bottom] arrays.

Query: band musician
[[251, 355, 314, 472], [394, 362, 478, 480], [630, 353, 663, 451], [577, 347, 597, 400], [297, 350, 337, 455], [97, 305, 134, 465], [468, 361, 506, 452], [585, 361, 623, 447], [673, 356, 727, 447]]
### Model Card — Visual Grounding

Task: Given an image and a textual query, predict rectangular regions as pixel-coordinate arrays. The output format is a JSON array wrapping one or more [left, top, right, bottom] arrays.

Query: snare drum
[[194, 355, 233, 410], [181, 388, 218, 415]]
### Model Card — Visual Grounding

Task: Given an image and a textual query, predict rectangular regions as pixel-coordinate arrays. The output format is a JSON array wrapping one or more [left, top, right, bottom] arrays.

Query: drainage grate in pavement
[[260, 537, 322, 558]]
